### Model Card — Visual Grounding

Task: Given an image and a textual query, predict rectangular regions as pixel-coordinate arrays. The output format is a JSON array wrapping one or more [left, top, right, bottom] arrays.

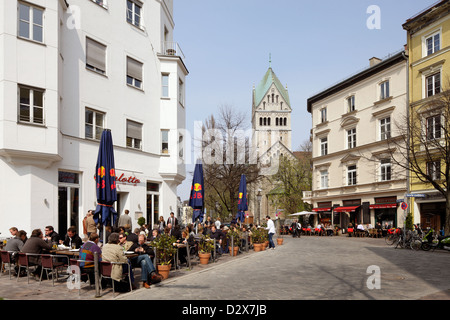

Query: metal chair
[[0, 251, 16, 279], [99, 261, 132, 297], [39, 254, 68, 286], [16, 253, 39, 284]]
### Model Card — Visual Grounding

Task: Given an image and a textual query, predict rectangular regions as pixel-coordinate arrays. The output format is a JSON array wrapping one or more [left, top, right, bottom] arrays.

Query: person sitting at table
[[127, 228, 140, 245], [102, 232, 136, 290], [21, 228, 53, 278], [128, 234, 162, 288], [60, 227, 83, 249], [147, 228, 160, 242], [118, 233, 134, 252], [78, 232, 102, 284], [5, 230, 27, 275], [178, 229, 196, 266], [210, 225, 224, 255], [44, 226, 60, 244]]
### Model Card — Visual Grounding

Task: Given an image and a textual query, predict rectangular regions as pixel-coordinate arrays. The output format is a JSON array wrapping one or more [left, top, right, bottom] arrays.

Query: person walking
[[118, 209, 132, 229], [265, 215, 276, 250]]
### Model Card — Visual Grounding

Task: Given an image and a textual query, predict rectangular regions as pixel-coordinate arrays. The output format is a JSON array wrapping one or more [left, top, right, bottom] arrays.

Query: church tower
[[252, 65, 292, 161]]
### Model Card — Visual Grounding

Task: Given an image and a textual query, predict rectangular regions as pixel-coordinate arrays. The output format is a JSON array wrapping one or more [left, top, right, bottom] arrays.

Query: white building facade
[[0, 0, 188, 236], [304, 51, 408, 229]]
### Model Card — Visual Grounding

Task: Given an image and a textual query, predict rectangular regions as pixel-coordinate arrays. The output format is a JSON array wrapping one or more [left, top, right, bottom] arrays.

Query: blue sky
[[174, 0, 438, 201]]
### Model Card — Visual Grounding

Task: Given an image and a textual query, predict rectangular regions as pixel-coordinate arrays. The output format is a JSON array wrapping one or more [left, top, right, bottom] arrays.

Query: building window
[[320, 107, 327, 123], [126, 0, 142, 28], [320, 171, 328, 189], [320, 137, 328, 156], [259, 117, 262, 126], [162, 74, 169, 98], [18, 2, 44, 43], [380, 159, 391, 181], [380, 81, 390, 100], [178, 78, 184, 105], [126, 120, 142, 149], [347, 128, 356, 149], [347, 95, 355, 113], [127, 57, 143, 89], [161, 130, 169, 154], [178, 134, 184, 158], [347, 165, 357, 186], [19, 86, 44, 124], [380, 117, 391, 140], [426, 115, 441, 140], [427, 160, 441, 180], [91, 0, 107, 8], [86, 38, 106, 75], [85, 109, 105, 140], [426, 32, 440, 56], [426, 72, 440, 97]]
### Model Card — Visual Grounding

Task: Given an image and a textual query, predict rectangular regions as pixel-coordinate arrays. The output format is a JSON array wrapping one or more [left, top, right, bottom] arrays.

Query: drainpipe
[[402, 46, 410, 228]]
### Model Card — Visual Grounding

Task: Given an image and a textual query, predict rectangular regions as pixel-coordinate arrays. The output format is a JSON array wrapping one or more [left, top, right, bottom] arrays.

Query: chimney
[[369, 57, 382, 67]]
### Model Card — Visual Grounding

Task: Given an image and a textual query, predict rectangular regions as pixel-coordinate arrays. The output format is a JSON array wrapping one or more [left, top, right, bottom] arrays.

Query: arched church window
[[284, 118, 287, 126], [268, 118, 271, 126], [264, 118, 267, 126], [259, 117, 263, 126], [275, 118, 279, 126]]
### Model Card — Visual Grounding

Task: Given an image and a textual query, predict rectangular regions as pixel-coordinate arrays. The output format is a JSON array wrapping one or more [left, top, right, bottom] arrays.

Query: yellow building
[[403, 0, 450, 231]]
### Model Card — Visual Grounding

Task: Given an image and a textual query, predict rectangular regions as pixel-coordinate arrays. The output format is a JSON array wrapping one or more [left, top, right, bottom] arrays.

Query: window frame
[[380, 159, 391, 181], [426, 114, 441, 141], [86, 37, 107, 75], [426, 72, 441, 98], [380, 117, 391, 141], [161, 129, 169, 154], [18, 85, 45, 125], [126, 120, 143, 150], [427, 160, 441, 180], [178, 78, 185, 106], [347, 165, 357, 186], [346, 95, 355, 113], [126, 56, 143, 89], [18, 2, 44, 43], [85, 108, 105, 140], [320, 170, 328, 189], [347, 128, 356, 149], [126, 0, 143, 29], [424, 30, 441, 56], [161, 73, 169, 98], [380, 80, 390, 100], [320, 137, 328, 156]]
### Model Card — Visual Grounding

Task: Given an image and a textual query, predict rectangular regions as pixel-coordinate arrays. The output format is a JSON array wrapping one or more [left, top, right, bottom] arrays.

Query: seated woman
[[178, 229, 195, 266]]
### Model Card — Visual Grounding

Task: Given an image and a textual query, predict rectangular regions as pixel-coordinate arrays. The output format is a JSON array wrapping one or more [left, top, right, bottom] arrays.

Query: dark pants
[[268, 233, 275, 248]]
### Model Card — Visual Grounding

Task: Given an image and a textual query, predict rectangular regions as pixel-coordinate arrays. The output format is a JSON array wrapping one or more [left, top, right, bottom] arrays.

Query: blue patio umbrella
[[189, 159, 205, 224], [236, 174, 248, 224], [92, 129, 117, 243]]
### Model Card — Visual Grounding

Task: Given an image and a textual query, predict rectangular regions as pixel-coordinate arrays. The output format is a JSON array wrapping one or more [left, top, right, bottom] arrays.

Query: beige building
[[304, 51, 409, 229]]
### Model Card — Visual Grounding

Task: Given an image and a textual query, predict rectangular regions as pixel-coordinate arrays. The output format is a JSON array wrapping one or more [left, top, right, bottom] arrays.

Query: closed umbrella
[[189, 159, 205, 227], [92, 129, 117, 244], [235, 174, 248, 225]]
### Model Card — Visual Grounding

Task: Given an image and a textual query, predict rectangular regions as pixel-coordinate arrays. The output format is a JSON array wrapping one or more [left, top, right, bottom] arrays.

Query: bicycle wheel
[[385, 234, 397, 245], [421, 242, 432, 251], [410, 239, 422, 251]]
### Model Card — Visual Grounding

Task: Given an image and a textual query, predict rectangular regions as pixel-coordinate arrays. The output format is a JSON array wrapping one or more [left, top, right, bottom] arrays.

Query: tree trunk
[[446, 189, 450, 236]]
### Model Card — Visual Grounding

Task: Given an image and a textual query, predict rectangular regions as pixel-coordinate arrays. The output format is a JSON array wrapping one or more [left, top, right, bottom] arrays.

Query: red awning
[[369, 203, 397, 209], [333, 206, 360, 212], [312, 207, 331, 212]]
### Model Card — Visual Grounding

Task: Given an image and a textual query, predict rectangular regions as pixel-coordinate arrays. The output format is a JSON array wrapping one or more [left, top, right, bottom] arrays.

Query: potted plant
[[226, 228, 241, 256], [251, 228, 264, 252], [150, 233, 177, 279], [198, 235, 214, 264], [137, 217, 146, 227]]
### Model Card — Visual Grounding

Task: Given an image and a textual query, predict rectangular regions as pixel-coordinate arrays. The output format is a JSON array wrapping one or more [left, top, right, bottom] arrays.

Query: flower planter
[[277, 238, 284, 245], [198, 252, 211, 265], [157, 264, 171, 280], [253, 243, 263, 252], [228, 246, 239, 256]]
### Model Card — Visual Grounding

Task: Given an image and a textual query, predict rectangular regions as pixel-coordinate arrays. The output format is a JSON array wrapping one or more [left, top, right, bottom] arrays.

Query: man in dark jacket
[[44, 226, 60, 243], [209, 225, 224, 255], [21, 229, 53, 276], [60, 227, 83, 249], [128, 234, 161, 288]]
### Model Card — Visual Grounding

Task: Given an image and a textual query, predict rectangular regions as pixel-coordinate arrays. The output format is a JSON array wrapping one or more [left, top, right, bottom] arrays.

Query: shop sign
[[116, 172, 141, 186]]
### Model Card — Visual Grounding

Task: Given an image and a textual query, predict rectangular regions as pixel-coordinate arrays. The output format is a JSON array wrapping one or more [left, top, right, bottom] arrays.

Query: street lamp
[[256, 189, 262, 226]]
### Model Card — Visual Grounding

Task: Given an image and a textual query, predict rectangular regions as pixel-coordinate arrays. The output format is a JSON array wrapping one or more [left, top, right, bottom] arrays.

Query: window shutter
[[127, 120, 142, 139], [86, 38, 106, 71], [127, 57, 143, 81]]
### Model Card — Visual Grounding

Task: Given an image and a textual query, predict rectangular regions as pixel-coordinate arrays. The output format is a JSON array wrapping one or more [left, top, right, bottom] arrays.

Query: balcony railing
[[160, 42, 185, 61]]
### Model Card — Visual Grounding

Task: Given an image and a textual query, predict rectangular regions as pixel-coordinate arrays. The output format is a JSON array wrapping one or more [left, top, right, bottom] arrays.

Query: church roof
[[253, 68, 290, 107]]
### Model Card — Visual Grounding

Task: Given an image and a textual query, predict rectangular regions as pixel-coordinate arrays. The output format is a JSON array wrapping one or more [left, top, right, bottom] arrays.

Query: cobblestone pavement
[[2, 236, 450, 300], [119, 236, 450, 300]]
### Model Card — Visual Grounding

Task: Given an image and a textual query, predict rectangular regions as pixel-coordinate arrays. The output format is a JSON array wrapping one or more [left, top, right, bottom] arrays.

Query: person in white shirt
[[265, 216, 276, 249]]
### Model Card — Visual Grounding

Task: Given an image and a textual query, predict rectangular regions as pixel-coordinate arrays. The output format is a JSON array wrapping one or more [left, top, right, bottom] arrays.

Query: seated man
[[128, 234, 162, 288], [4, 230, 27, 275], [20, 229, 53, 277], [78, 233, 102, 284], [102, 233, 136, 290], [44, 226, 60, 244], [209, 225, 224, 256], [60, 227, 83, 249]]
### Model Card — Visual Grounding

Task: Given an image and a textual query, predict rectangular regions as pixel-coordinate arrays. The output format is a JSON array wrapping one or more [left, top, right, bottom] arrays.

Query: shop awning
[[312, 207, 331, 212], [369, 203, 397, 209], [333, 206, 360, 212]]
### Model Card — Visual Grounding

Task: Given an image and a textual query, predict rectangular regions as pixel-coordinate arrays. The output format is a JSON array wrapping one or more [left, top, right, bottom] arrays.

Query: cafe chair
[[16, 253, 38, 284], [99, 261, 132, 297], [0, 251, 15, 280], [40, 254, 68, 287]]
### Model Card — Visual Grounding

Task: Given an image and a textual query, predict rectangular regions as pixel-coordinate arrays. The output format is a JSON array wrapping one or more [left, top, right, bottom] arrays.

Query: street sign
[[401, 202, 408, 210], [405, 193, 427, 198], [396, 199, 404, 203]]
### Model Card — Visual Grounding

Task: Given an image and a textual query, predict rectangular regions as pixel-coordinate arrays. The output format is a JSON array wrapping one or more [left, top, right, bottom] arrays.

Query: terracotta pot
[[228, 246, 239, 256], [253, 243, 263, 252], [198, 252, 211, 265], [277, 238, 284, 245], [157, 264, 171, 280]]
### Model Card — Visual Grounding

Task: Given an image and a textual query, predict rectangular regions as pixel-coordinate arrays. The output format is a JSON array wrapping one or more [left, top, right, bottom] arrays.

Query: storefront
[[371, 196, 398, 228], [313, 201, 333, 227], [419, 200, 445, 231]]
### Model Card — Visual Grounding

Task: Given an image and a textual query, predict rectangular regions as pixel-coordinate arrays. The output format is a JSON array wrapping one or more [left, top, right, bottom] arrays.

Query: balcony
[[302, 191, 312, 204], [160, 42, 185, 61]]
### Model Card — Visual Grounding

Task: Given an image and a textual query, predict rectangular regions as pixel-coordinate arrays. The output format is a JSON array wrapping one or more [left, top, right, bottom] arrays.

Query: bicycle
[[385, 228, 400, 245]]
